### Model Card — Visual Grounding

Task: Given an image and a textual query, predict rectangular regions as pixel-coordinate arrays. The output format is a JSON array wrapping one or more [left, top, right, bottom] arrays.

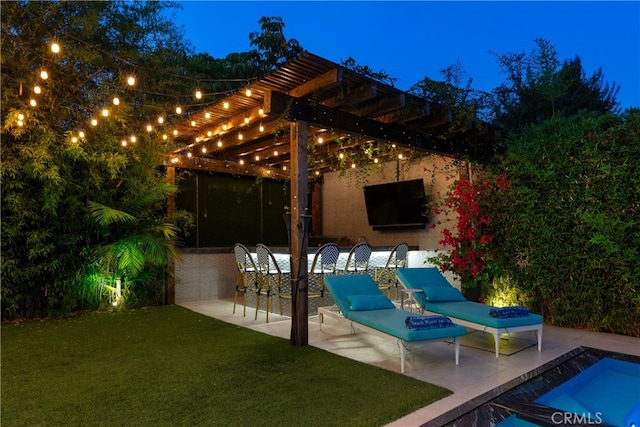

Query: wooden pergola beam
[[288, 68, 343, 98], [163, 155, 288, 180]]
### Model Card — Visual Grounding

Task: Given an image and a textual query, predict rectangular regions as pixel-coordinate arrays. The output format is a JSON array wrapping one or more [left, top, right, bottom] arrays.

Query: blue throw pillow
[[347, 295, 395, 311], [422, 286, 466, 302]]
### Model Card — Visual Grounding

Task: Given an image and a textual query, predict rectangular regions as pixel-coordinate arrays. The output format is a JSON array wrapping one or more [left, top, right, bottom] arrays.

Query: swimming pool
[[427, 347, 640, 426]]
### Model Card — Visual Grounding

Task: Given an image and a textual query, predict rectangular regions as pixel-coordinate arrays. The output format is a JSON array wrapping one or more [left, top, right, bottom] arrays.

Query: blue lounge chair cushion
[[347, 295, 395, 311], [397, 267, 453, 287], [423, 301, 542, 328], [489, 306, 530, 318], [422, 286, 466, 302], [405, 315, 454, 330]]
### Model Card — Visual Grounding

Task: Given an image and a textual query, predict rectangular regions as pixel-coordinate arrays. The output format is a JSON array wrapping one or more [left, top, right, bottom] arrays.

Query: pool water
[[430, 347, 640, 427], [535, 357, 640, 426]]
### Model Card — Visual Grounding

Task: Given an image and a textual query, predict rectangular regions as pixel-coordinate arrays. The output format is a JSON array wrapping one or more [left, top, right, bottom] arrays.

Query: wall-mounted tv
[[363, 178, 428, 230]]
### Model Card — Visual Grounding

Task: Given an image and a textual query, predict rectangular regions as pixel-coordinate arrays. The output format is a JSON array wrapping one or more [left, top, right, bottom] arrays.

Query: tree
[[490, 38, 621, 134], [249, 16, 302, 74], [1, 1, 193, 318]]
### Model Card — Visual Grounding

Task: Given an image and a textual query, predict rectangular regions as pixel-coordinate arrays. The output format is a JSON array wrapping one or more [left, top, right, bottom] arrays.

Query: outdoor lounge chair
[[320, 274, 466, 373], [396, 268, 543, 358]]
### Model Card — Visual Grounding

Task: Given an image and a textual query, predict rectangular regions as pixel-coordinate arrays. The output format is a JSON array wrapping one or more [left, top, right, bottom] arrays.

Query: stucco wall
[[320, 153, 459, 250]]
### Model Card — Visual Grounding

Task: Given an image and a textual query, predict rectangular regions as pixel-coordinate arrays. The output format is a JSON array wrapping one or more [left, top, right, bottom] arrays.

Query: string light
[[127, 76, 136, 86], [71, 136, 78, 143], [121, 139, 127, 147], [258, 108, 264, 115], [318, 137, 323, 143], [274, 150, 278, 156], [78, 131, 85, 138], [244, 117, 249, 124], [91, 118, 98, 126], [172, 129, 178, 136], [223, 101, 229, 109], [113, 97, 120, 105], [239, 159, 244, 165], [201, 147, 207, 153], [238, 133, 243, 140], [195, 89, 202, 99], [101, 108, 109, 117], [162, 134, 168, 140], [217, 140, 222, 147], [51, 42, 60, 53], [259, 123, 264, 132], [207, 131, 212, 137], [34, 85, 41, 94], [191, 120, 196, 127], [29, 99, 36, 107], [130, 135, 136, 143], [146, 124, 153, 132], [255, 155, 260, 161], [187, 152, 192, 158], [157, 116, 164, 124], [351, 163, 356, 168], [40, 70, 48, 80], [18, 113, 25, 121], [175, 106, 182, 114], [205, 112, 210, 119], [245, 87, 251, 97]]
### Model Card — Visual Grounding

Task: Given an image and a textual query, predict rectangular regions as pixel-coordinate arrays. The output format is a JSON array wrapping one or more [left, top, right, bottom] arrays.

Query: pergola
[[164, 51, 493, 345]]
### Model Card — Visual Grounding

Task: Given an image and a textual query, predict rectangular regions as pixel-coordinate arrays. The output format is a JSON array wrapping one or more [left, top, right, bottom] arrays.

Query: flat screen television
[[363, 179, 428, 230]]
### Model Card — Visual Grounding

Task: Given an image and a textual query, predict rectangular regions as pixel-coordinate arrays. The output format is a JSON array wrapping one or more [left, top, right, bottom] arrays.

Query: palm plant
[[87, 183, 182, 309]]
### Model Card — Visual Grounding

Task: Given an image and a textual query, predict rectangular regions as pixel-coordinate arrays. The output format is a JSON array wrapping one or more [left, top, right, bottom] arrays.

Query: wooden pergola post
[[289, 120, 309, 346], [166, 166, 176, 305]]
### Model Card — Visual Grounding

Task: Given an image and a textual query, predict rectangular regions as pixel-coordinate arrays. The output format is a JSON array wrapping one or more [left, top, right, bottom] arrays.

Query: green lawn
[[1, 305, 451, 426]]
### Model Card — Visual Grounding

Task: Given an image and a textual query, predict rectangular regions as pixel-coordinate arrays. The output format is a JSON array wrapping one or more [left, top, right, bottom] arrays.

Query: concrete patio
[[179, 298, 640, 426]]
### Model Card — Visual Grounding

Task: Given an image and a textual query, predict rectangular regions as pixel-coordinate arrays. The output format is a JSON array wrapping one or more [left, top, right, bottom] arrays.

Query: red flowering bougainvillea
[[430, 173, 509, 297]]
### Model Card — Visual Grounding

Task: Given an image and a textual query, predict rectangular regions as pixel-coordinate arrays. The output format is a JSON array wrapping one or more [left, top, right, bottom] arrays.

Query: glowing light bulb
[[78, 131, 85, 138], [187, 152, 192, 158], [244, 117, 249, 124], [205, 112, 211, 119], [191, 121, 196, 127], [318, 137, 323, 143], [29, 99, 36, 107], [102, 109, 109, 117], [175, 106, 182, 114], [339, 153, 344, 159], [222, 124, 227, 130], [130, 135, 136, 143], [255, 155, 260, 161], [274, 150, 278, 156], [146, 124, 153, 132], [127, 76, 136, 86], [71, 136, 78, 143], [195, 90, 202, 99], [283, 166, 287, 171], [245, 88, 251, 97], [91, 119, 98, 126], [51, 42, 60, 53], [173, 129, 178, 136], [34, 86, 41, 94], [398, 153, 403, 159], [217, 140, 222, 147], [172, 157, 179, 164], [373, 158, 379, 164], [17, 120, 24, 127], [239, 159, 244, 165], [113, 97, 120, 105], [258, 108, 264, 115], [351, 163, 356, 168], [207, 131, 212, 137], [18, 113, 24, 121], [40, 70, 48, 80], [223, 101, 229, 109], [121, 140, 127, 147], [202, 147, 207, 153], [157, 116, 164, 124], [162, 134, 168, 140], [315, 171, 320, 176], [238, 133, 243, 140], [259, 124, 264, 132]]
